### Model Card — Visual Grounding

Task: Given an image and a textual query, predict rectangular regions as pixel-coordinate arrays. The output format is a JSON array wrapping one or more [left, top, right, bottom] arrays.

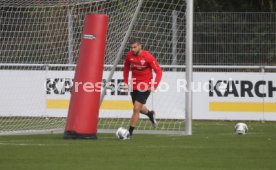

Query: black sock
[[129, 126, 135, 136], [147, 111, 154, 123]]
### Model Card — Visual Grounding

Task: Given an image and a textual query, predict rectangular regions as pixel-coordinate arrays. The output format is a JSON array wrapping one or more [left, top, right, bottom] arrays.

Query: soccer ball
[[234, 122, 248, 135], [116, 127, 130, 140]]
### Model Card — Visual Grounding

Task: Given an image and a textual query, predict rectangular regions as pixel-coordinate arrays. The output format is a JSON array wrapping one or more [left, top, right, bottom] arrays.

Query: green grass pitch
[[0, 121, 275, 170]]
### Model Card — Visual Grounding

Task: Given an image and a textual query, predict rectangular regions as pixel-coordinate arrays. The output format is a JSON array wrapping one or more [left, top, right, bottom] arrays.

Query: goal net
[[0, 0, 189, 135]]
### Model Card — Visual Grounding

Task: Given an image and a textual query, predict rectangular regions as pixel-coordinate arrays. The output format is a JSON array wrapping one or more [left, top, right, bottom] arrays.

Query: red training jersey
[[123, 50, 162, 91]]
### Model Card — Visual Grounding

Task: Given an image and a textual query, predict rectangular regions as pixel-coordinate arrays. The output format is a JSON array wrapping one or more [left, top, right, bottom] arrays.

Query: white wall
[[0, 70, 276, 121]]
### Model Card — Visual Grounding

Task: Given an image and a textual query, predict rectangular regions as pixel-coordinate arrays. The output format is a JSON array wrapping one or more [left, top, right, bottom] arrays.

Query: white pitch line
[[0, 142, 69, 146]]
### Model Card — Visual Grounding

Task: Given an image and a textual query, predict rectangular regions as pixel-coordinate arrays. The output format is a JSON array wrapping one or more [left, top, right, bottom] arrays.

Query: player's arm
[[148, 54, 162, 90], [123, 55, 130, 88]]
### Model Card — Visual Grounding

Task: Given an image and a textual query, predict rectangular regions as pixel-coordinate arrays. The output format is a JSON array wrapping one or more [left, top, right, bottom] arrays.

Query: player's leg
[[140, 105, 149, 114], [135, 90, 150, 114], [129, 90, 157, 136], [130, 104, 150, 125], [131, 102, 152, 126], [129, 90, 147, 136], [131, 102, 143, 127], [129, 90, 138, 136], [140, 104, 157, 128], [130, 90, 150, 115], [129, 100, 143, 136], [136, 91, 157, 128]]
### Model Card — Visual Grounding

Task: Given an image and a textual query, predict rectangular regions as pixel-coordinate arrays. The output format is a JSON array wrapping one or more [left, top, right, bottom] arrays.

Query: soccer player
[[123, 39, 163, 137]]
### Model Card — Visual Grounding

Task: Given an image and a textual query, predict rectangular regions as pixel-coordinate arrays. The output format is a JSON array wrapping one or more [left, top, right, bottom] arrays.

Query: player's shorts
[[130, 90, 151, 104]]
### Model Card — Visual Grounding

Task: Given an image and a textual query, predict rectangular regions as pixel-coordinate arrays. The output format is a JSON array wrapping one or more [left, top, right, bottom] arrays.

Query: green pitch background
[[0, 121, 275, 170]]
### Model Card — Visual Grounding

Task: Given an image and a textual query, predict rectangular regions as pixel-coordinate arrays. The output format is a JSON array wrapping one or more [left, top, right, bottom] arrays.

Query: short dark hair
[[129, 38, 141, 45]]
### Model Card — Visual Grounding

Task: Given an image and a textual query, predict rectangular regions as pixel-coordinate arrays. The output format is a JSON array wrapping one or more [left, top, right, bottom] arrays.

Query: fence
[[194, 12, 276, 72], [0, 11, 275, 71]]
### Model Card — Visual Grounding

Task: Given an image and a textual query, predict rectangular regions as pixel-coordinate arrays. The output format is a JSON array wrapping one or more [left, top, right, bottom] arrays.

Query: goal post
[[0, 0, 193, 136], [185, 0, 194, 135]]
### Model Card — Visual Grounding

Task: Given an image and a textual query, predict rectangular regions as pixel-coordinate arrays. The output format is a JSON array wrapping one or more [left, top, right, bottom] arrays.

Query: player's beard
[[133, 50, 141, 56]]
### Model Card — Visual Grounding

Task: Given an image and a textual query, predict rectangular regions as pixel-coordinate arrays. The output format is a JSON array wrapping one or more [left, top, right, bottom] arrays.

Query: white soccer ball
[[234, 122, 248, 135], [116, 127, 130, 140]]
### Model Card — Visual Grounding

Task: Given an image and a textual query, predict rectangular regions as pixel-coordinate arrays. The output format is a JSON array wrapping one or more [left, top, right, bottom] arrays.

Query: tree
[[194, 0, 275, 12]]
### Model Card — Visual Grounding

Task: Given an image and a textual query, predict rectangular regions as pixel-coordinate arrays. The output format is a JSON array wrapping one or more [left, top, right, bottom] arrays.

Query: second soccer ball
[[234, 122, 248, 135]]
